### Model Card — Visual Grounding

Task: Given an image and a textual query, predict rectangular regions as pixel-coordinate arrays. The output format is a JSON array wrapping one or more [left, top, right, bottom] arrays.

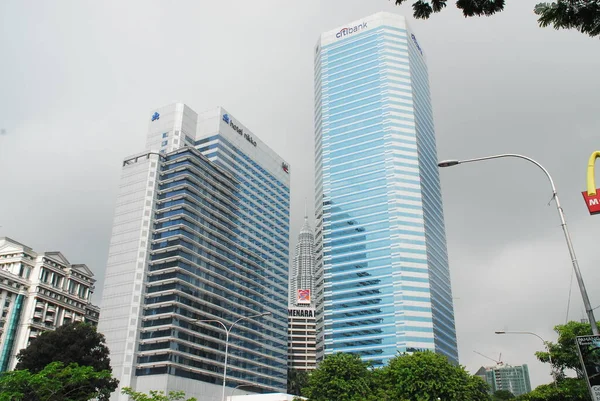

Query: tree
[[512, 320, 600, 401], [514, 378, 590, 401], [535, 320, 599, 379], [494, 389, 516, 400], [392, 0, 600, 39], [287, 368, 310, 397], [302, 353, 375, 401], [15, 322, 118, 400], [377, 351, 491, 401], [121, 387, 197, 401], [0, 361, 113, 401]]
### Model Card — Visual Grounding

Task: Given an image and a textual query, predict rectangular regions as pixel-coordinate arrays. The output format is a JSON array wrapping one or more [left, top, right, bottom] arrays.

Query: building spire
[[304, 198, 308, 220]]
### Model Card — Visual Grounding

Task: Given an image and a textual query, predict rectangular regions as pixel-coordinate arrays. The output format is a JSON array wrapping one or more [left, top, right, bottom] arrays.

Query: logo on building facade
[[297, 289, 311, 304], [411, 34, 423, 55], [582, 151, 600, 215], [222, 113, 257, 147], [336, 22, 368, 39], [151, 112, 160, 121], [282, 162, 289, 174]]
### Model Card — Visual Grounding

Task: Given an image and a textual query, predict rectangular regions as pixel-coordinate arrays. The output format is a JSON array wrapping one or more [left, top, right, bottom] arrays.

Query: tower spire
[[304, 198, 308, 220]]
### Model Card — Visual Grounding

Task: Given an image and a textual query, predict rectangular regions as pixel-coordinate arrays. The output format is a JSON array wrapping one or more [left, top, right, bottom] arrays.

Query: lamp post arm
[[451, 154, 598, 335], [458, 154, 557, 195]]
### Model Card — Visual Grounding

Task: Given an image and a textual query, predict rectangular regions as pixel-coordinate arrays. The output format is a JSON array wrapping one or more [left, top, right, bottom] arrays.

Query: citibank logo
[[336, 22, 368, 39], [411, 34, 423, 55], [151, 112, 160, 122]]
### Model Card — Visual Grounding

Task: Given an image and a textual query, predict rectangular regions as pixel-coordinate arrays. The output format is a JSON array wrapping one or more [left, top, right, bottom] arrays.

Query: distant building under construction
[[475, 364, 532, 396]]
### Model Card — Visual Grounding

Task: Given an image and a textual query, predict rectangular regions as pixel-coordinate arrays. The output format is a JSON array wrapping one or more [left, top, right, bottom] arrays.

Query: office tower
[[289, 213, 316, 306], [98, 104, 290, 401], [287, 307, 316, 371], [475, 365, 532, 396], [313, 12, 458, 366], [0, 237, 100, 372], [287, 216, 317, 371]]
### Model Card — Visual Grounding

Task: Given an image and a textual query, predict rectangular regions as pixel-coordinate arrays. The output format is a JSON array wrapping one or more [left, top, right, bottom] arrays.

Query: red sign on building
[[583, 151, 600, 216], [582, 191, 600, 215]]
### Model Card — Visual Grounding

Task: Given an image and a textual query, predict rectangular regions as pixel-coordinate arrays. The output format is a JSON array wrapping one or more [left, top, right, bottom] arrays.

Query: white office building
[[99, 103, 290, 401], [0, 237, 100, 372]]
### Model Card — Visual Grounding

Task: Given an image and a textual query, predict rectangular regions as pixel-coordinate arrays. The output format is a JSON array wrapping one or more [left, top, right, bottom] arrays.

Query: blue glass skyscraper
[[314, 12, 458, 366]]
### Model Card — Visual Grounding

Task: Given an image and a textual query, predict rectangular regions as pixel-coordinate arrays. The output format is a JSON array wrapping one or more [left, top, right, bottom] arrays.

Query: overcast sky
[[1, 0, 599, 389]]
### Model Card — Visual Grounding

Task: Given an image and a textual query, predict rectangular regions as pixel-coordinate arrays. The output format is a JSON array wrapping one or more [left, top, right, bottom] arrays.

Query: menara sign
[[288, 308, 314, 318]]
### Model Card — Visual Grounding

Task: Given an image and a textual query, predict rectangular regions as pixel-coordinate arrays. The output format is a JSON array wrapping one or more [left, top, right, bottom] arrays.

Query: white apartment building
[[0, 237, 100, 371]]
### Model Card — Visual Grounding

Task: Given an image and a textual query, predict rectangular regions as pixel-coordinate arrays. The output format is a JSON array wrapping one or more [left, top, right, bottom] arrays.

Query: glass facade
[[100, 104, 290, 400], [314, 12, 458, 366], [138, 146, 288, 391]]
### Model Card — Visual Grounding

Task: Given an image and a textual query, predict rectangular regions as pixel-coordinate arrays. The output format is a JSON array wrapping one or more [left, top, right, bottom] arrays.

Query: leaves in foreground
[[0, 362, 113, 401], [392, 0, 600, 38], [121, 387, 197, 401]]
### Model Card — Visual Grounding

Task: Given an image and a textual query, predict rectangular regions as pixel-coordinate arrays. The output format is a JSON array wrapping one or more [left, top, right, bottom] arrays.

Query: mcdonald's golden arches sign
[[582, 151, 600, 215]]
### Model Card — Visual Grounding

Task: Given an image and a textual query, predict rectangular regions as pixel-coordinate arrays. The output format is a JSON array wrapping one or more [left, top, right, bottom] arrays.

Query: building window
[[162, 133, 168, 138], [161, 140, 168, 146]]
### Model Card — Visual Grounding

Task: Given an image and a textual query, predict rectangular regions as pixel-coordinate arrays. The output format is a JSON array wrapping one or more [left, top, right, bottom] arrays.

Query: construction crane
[[473, 350, 504, 366]]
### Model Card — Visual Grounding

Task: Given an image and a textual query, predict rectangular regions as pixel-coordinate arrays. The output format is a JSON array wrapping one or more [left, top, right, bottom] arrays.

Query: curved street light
[[193, 312, 271, 401], [439, 154, 598, 335], [495, 330, 556, 387]]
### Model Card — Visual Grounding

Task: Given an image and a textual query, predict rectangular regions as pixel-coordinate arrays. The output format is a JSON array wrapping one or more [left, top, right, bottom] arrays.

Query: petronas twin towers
[[290, 211, 317, 306]]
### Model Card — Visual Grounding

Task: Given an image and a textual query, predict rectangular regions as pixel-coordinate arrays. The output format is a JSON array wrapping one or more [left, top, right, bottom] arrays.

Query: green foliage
[[0, 361, 113, 401], [535, 321, 598, 379], [535, 1, 600, 38], [392, 0, 600, 38], [514, 378, 590, 401], [15, 322, 118, 400], [494, 389, 515, 400], [287, 368, 310, 396], [377, 351, 491, 401], [302, 353, 374, 401], [302, 351, 490, 401], [393, 0, 505, 19], [121, 387, 197, 401]]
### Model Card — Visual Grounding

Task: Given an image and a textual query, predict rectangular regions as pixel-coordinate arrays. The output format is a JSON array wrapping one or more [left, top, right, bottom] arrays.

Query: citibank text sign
[[582, 151, 600, 215]]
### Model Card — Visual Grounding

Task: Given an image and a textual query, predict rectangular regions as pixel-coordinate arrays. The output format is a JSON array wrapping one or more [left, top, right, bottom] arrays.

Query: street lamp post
[[229, 384, 256, 400], [194, 312, 271, 401], [438, 154, 598, 335], [495, 330, 556, 387]]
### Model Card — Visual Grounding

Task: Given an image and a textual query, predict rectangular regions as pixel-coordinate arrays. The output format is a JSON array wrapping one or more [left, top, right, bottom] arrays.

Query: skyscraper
[[99, 104, 290, 401], [288, 213, 317, 371], [289, 212, 316, 306], [314, 12, 458, 366]]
